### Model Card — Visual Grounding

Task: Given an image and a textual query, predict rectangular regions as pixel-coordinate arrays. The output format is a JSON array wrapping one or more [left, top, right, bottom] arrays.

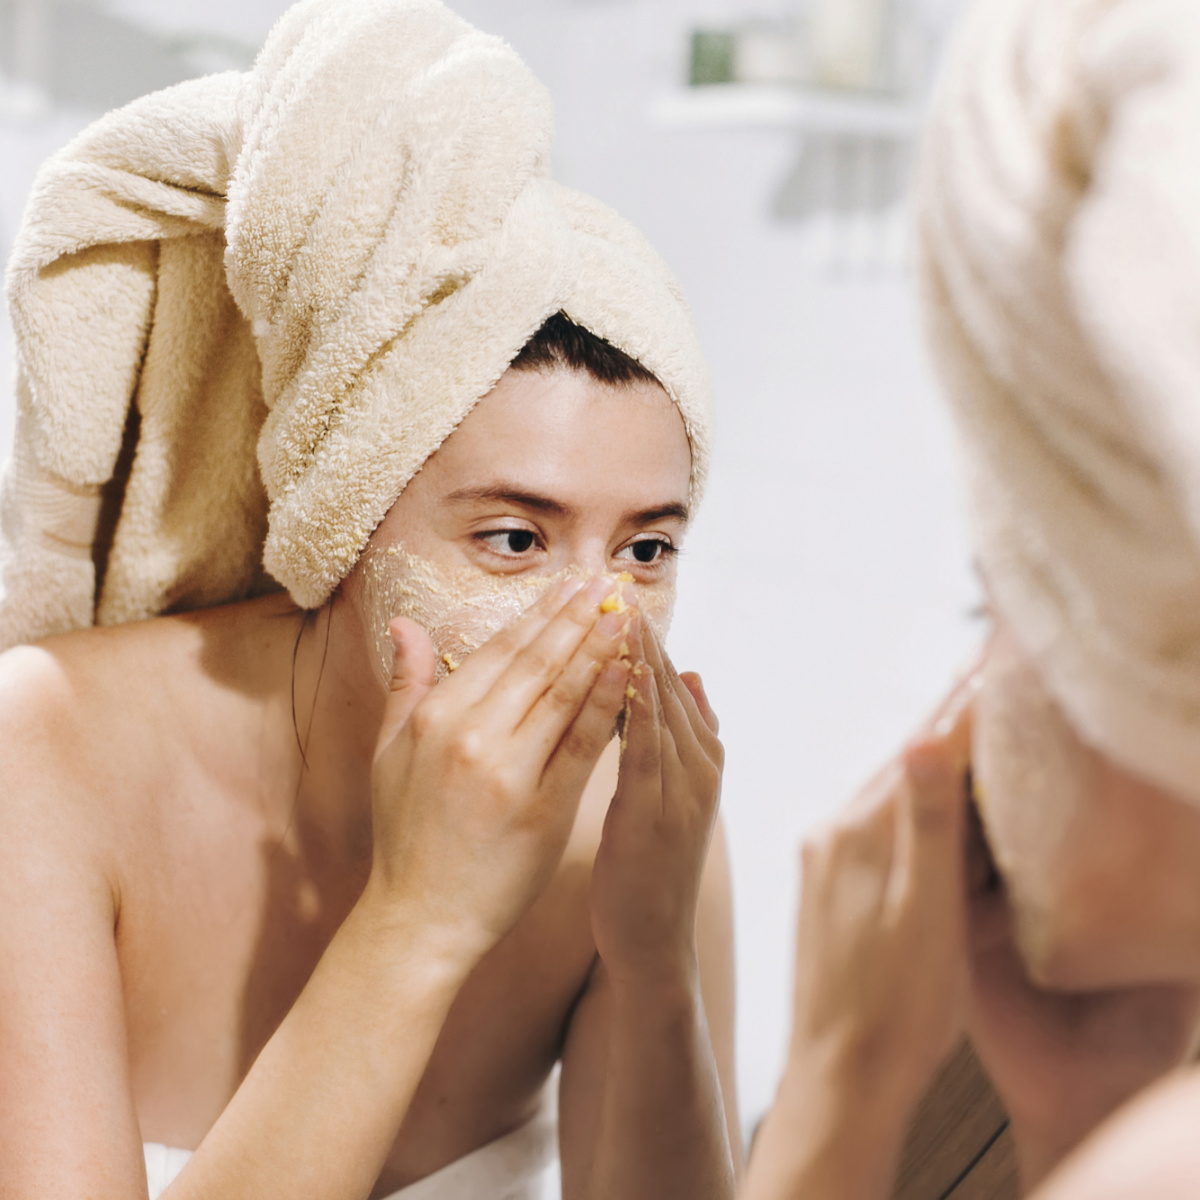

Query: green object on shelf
[[689, 30, 735, 86]]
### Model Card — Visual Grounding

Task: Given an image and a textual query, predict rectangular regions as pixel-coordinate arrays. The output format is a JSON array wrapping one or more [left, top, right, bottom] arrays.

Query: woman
[[0, 3, 739, 1197]]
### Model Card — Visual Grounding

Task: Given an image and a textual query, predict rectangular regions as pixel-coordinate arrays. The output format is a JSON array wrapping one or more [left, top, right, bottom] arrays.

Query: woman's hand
[[364, 575, 636, 970], [743, 675, 975, 1200], [563, 623, 737, 1200], [588, 622, 725, 990]]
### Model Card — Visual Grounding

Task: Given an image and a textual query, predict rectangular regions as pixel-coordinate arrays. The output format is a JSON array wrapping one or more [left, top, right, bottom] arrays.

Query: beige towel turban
[[919, 0, 1200, 805], [0, 0, 713, 649]]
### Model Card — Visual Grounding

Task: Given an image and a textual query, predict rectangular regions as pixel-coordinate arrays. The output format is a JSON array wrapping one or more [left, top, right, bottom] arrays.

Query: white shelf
[[649, 85, 921, 139]]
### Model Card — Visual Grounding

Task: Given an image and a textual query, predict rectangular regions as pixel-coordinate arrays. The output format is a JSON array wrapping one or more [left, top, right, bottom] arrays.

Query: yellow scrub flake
[[617, 662, 645, 755], [599, 571, 635, 614]]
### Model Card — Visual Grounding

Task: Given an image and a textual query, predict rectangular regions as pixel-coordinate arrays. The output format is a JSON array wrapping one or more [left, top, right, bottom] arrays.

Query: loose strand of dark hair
[[277, 602, 334, 856], [290, 608, 313, 772]]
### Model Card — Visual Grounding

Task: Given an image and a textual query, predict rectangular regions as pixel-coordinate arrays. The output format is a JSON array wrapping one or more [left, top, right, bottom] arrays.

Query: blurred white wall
[[0, 0, 979, 1137]]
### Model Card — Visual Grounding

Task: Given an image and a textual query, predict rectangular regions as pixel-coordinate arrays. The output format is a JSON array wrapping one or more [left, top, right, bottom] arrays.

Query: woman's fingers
[[619, 620, 664, 782], [516, 601, 637, 757], [925, 663, 979, 771], [893, 741, 967, 922], [890, 667, 975, 921], [823, 763, 903, 886], [437, 575, 593, 705], [642, 625, 720, 764], [679, 671, 718, 734], [840, 661, 981, 821], [479, 576, 633, 736], [376, 617, 438, 754], [538, 653, 631, 803], [641, 626, 687, 734]]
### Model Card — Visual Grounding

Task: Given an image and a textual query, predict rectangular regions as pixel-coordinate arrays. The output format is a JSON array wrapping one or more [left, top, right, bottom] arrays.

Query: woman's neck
[[283, 592, 387, 855]]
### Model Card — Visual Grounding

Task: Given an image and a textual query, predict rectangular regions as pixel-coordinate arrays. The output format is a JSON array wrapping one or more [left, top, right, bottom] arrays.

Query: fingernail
[[905, 743, 955, 791], [585, 575, 615, 604], [557, 577, 586, 602], [926, 669, 983, 740], [932, 683, 978, 739]]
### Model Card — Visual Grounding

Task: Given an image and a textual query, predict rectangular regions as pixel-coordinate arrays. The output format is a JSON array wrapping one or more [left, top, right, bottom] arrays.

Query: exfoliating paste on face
[[357, 545, 675, 686]]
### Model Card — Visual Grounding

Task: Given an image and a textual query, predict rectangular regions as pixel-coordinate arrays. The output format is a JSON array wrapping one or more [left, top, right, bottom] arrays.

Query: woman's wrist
[[344, 879, 486, 999], [780, 1038, 915, 1167], [601, 941, 701, 1005], [789, 1027, 929, 1134], [750, 1062, 907, 1200]]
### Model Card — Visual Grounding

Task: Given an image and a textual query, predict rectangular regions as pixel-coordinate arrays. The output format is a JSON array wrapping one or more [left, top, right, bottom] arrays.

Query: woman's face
[[343, 365, 692, 682], [974, 623, 1200, 989]]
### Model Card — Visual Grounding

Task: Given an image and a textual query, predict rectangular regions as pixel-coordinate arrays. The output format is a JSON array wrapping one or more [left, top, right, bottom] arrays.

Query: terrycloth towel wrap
[[919, 0, 1200, 806], [1, 0, 714, 649]]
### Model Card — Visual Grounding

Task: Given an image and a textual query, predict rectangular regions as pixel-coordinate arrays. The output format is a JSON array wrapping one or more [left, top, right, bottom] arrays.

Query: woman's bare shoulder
[[0, 639, 126, 887], [0, 616, 217, 821], [0, 639, 92, 766], [0, 596, 291, 734], [0, 621, 176, 742], [0, 597, 295, 824]]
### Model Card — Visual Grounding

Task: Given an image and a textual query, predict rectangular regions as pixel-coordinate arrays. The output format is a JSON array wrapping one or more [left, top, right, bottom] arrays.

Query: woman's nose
[[567, 542, 612, 579]]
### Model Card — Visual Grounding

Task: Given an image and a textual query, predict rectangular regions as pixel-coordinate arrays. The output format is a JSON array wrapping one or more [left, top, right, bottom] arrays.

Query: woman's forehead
[[420, 366, 692, 501]]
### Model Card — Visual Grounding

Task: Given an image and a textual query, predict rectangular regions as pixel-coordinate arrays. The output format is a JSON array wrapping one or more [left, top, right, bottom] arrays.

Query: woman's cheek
[[357, 546, 565, 683], [357, 546, 677, 686], [636, 577, 676, 641]]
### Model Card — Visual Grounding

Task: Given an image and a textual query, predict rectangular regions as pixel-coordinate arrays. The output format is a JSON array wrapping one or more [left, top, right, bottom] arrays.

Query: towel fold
[[919, 0, 1200, 805], [2, 0, 713, 648]]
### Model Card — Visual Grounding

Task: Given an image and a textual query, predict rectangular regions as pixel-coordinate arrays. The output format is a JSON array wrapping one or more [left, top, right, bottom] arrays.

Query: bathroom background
[[0, 0, 978, 1135]]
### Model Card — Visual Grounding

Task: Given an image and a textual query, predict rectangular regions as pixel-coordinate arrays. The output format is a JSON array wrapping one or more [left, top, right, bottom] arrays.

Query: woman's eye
[[478, 529, 539, 556], [617, 538, 675, 566]]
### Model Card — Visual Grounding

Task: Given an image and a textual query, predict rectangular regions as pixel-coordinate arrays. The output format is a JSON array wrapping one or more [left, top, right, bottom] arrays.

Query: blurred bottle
[[811, 0, 890, 90], [690, 19, 809, 87], [733, 19, 809, 86]]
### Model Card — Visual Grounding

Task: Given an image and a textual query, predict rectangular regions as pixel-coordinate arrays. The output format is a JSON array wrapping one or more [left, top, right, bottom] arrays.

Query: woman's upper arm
[[0, 657, 147, 1198]]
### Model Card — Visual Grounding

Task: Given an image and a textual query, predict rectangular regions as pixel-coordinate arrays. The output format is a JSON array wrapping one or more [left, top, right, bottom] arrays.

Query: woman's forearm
[[163, 893, 472, 1200], [589, 964, 735, 1200]]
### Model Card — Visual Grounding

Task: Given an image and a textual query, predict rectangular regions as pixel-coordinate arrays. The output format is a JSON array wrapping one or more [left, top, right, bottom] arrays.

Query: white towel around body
[[143, 1104, 558, 1200]]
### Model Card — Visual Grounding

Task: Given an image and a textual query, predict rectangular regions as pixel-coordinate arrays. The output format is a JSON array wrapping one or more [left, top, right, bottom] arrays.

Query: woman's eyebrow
[[624, 502, 689, 527], [444, 485, 570, 516], [443, 487, 689, 527]]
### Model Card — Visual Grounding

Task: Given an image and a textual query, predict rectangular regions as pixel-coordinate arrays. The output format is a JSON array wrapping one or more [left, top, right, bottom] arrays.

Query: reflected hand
[[366, 576, 635, 970], [788, 677, 972, 1125], [743, 674, 974, 1200]]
